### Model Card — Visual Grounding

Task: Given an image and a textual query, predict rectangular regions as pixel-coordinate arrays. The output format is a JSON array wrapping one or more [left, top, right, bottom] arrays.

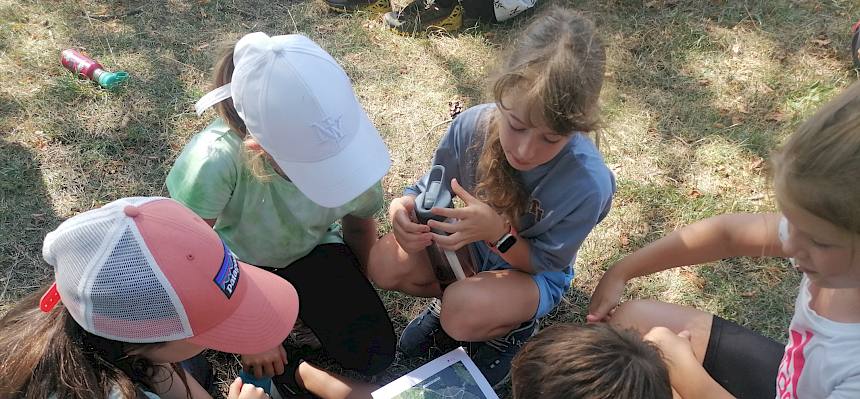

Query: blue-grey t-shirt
[[405, 104, 615, 274]]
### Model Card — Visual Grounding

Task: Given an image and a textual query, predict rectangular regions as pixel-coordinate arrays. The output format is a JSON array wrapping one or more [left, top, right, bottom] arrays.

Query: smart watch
[[492, 225, 517, 253]]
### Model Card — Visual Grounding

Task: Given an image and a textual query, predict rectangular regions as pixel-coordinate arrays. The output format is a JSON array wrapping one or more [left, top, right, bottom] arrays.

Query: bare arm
[[588, 213, 785, 321], [644, 328, 736, 399], [343, 215, 378, 271], [612, 213, 785, 281]]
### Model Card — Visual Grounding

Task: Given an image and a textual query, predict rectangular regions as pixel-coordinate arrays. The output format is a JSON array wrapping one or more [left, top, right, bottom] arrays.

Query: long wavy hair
[[474, 7, 606, 225], [0, 286, 188, 399]]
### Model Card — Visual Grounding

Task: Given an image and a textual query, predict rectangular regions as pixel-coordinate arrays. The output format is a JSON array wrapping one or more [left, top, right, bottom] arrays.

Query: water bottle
[[414, 165, 476, 289], [60, 49, 129, 89]]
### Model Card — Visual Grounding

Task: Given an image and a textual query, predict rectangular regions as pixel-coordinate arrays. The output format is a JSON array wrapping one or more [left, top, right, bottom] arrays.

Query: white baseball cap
[[40, 197, 299, 354], [195, 33, 391, 208]]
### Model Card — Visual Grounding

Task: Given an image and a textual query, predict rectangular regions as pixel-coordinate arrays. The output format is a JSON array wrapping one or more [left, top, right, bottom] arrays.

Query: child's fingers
[[279, 345, 288, 364], [427, 219, 460, 233], [430, 206, 464, 219], [272, 360, 285, 378], [450, 178, 477, 203], [227, 377, 243, 399], [262, 361, 275, 378], [395, 211, 431, 233], [239, 382, 264, 398], [432, 232, 465, 250]]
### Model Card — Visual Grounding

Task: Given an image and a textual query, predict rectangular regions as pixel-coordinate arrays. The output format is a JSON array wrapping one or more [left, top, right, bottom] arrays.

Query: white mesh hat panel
[[89, 225, 189, 341], [49, 217, 117, 322], [43, 196, 189, 342]]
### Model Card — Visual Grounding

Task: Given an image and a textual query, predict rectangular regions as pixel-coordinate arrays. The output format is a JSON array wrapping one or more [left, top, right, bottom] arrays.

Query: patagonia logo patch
[[213, 241, 240, 299]]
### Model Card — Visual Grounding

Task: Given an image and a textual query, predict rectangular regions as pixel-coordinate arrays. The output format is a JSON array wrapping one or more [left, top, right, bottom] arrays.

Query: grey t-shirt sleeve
[[527, 191, 609, 273]]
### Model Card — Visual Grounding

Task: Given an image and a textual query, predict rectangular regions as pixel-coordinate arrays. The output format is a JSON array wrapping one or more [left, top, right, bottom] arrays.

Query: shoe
[[323, 0, 392, 14], [289, 318, 322, 350], [383, 0, 463, 36], [398, 298, 450, 357], [852, 19, 860, 69], [470, 319, 540, 388]]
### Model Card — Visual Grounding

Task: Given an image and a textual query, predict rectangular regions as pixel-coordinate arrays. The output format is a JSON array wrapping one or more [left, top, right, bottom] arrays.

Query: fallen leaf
[[713, 122, 725, 128], [811, 37, 831, 47], [448, 99, 464, 119], [749, 157, 764, 170], [619, 234, 630, 247], [740, 291, 757, 298], [731, 115, 745, 125], [697, 78, 711, 86], [688, 189, 702, 198], [766, 111, 787, 122]]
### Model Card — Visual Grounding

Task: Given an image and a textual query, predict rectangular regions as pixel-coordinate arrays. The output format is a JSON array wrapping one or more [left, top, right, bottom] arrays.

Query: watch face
[[497, 234, 517, 253]]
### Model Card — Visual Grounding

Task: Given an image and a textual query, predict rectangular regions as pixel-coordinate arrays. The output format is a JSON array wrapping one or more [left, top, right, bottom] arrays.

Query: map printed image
[[392, 361, 489, 399]]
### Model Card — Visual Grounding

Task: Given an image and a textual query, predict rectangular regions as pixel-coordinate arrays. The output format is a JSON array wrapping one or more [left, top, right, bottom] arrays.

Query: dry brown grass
[[2, 0, 859, 396]]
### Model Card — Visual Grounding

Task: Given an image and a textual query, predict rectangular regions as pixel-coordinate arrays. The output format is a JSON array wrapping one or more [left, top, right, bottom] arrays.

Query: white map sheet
[[372, 348, 499, 399]]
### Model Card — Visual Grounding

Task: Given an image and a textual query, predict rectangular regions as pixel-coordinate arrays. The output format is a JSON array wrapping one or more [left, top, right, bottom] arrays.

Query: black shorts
[[703, 316, 785, 399], [264, 244, 396, 375]]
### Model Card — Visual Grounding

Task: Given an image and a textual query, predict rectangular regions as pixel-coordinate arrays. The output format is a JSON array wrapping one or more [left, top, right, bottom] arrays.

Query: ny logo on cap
[[312, 115, 346, 144]]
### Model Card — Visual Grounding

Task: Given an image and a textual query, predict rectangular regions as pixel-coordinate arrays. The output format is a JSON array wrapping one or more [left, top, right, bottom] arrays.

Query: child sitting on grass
[[368, 6, 615, 387], [589, 81, 860, 398]]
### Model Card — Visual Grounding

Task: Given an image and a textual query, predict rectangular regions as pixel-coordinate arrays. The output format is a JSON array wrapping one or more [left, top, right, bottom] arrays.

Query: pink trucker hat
[[40, 197, 298, 355]]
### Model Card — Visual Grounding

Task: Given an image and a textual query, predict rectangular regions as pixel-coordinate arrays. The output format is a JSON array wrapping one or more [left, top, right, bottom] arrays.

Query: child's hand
[[428, 179, 508, 251], [389, 195, 432, 253], [643, 327, 699, 370], [241, 345, 287, 379], [227, 378, 269, 399], [586, 268, 627, 322]]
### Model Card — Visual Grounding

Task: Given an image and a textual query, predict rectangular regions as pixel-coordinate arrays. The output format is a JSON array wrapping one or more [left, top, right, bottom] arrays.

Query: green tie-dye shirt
[[167, 119, 383, 268]]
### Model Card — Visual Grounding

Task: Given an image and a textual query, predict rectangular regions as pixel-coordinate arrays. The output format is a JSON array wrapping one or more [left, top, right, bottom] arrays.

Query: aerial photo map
[[392, 361, 489, 399]]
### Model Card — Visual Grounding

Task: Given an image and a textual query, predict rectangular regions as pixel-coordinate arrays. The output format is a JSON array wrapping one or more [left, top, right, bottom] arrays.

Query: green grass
[[1, 0, 859, 396]]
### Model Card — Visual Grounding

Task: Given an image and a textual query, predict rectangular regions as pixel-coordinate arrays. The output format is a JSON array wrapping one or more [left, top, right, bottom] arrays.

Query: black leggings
[[266, 244, 396, 375], [703, 316, 784, 399]]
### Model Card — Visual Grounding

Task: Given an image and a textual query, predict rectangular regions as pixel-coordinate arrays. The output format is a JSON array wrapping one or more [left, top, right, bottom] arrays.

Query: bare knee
[[439, 284, 495, 341], [367, 234, 408, 290]]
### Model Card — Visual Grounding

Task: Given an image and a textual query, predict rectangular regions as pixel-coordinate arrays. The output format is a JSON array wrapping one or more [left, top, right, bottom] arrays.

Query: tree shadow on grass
[[0, 140, 59, 310]]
